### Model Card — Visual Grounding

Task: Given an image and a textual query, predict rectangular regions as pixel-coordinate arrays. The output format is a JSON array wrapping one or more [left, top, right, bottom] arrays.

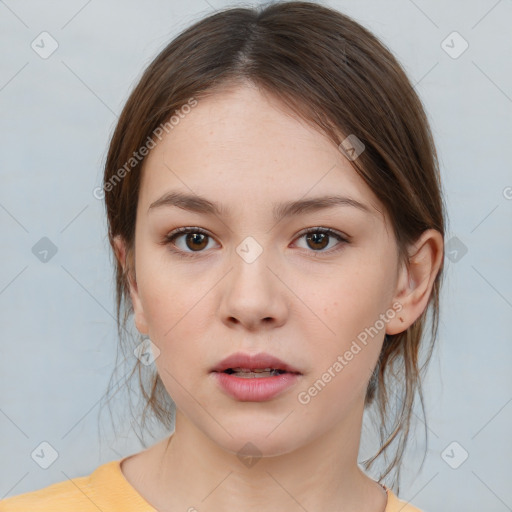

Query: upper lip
[[211, 351, 302, 374]]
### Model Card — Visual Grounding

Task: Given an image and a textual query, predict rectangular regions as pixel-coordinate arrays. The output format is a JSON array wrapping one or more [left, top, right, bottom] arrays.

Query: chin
[[206, 422, 308, 460]]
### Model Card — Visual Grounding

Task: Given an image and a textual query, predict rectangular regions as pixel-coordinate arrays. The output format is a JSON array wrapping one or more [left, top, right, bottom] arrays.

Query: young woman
[[1, 2, 445, 511]]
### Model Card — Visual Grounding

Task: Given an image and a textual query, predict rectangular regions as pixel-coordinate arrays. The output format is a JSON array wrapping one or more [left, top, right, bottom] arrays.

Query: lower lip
[[212, 371, 301, 401]]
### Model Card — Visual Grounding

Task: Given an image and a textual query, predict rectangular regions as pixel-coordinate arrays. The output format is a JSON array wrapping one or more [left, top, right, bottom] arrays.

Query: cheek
[[307, 261, 392, 337], [299, 256, 394, 382], [135, 246, 200, 332], [134, 255, 212, 375], [297, 287, 385, 413]]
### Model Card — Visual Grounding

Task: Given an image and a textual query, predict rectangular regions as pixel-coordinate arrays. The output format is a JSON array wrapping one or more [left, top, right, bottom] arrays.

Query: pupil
[[186, 233, 207, 251], [307, 232, 328, 250]]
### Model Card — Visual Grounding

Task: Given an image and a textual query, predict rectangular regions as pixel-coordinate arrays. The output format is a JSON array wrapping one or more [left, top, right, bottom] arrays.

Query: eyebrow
[[148, 191, 375, 221]]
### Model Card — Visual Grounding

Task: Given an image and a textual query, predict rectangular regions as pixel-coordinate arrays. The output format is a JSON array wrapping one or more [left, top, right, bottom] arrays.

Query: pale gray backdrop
[[1, 1, 511, 511]]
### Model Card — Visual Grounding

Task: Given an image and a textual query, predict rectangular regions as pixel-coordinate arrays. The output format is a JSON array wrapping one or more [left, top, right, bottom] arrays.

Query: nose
[[217, 246, 288, 331]]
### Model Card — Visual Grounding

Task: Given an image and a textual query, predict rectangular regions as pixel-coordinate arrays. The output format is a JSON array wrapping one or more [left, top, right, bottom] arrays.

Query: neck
[[136, 403, 387, 512]]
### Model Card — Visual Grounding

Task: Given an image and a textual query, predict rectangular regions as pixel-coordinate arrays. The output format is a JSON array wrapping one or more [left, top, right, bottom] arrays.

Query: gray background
[[1, 0, 511, 510]]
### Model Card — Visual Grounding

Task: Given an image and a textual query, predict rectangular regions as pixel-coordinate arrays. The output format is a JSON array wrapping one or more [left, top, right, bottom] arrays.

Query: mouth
[[211, 352, 302, 401], [221, 367, 292, 378], [211, 351, 302, 377]]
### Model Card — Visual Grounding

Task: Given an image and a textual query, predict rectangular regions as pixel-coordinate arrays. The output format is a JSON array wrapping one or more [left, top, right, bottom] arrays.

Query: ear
[[386, 229, 444, 335], [113, 235, 149, 336]]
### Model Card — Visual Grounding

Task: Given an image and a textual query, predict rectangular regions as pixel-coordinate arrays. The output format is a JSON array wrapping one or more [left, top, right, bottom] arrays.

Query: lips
[[211, 351, 302, 374]]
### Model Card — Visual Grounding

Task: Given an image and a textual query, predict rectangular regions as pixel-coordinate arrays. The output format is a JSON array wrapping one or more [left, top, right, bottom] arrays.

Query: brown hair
[[100, 0, 446, 491]]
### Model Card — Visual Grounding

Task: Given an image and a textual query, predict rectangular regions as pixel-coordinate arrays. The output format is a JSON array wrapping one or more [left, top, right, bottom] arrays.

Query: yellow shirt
[[0, 457, 423, 511]]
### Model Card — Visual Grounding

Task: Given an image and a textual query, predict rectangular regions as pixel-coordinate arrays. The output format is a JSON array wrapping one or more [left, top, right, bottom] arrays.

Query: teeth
[[231, 367, 275, 373], [224, 367, 285, 377], [231, 369, 282, 378]]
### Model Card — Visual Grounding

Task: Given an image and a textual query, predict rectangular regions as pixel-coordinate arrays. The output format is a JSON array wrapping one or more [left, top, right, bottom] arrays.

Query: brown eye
[[164, 227, 217, 257], [164, 226, 348, 259], [184, 232, 208, 251], [295, 227, 348, 254], [305, 232, 330, 250]]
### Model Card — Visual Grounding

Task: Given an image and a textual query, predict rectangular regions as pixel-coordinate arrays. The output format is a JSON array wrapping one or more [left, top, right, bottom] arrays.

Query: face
[[118, 83, 407, 457]]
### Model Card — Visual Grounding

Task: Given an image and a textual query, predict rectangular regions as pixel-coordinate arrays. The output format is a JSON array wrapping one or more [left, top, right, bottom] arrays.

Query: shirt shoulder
[[385, 487, 424, 512], [0, 459, 156, 512], [0, 473, 97, 512]]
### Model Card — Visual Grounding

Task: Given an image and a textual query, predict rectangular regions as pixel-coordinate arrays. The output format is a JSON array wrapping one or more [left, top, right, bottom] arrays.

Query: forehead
[[138, 84, 385, 224]]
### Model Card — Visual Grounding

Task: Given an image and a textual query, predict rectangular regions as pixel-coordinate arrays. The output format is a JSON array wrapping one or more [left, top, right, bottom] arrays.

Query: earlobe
[[113, 235, 149, 335], [386, 229, 444, 335]]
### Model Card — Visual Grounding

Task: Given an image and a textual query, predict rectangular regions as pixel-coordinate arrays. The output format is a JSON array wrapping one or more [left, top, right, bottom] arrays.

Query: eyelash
[[163, 226, 349, 259]]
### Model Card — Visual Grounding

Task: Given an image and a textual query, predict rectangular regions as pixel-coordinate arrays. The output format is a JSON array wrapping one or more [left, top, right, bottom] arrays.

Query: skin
[[114, 81, 443, 512]]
